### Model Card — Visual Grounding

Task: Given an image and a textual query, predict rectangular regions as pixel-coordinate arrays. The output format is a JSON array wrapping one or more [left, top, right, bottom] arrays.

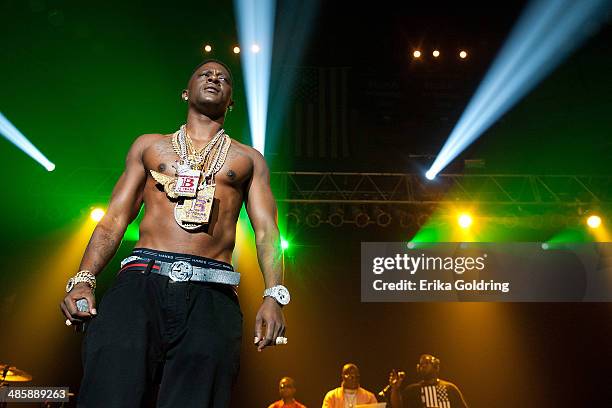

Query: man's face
[[417, 355, 439, 379], [341, 364, 360, 390], [279, 378, 296, 399], [185, 62, 233, 117]]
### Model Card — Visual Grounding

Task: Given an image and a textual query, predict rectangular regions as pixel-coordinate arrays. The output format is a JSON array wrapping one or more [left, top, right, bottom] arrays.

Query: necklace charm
[[152, 125, 231, 230], [174, 184, 216, 229], [174, 168, 200, 198]]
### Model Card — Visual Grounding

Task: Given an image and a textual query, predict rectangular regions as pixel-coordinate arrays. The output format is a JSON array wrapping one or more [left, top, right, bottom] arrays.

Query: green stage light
[[281, 238, 289, 250]]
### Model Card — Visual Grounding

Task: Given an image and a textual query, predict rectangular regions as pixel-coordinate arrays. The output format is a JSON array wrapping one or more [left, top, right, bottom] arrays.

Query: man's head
[[278, 377, 296, 400], [182, 59, 234, 120], [416, 354, 440, 380], [341, 363, 360, 390]]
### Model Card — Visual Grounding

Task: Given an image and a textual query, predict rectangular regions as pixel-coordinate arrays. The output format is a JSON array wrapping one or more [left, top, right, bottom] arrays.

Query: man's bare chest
[[142, 137, 252, 189]]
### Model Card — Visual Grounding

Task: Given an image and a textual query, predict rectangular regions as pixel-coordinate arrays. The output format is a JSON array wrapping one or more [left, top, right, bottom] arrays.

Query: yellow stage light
[[587, 215, 602, 229], [90, 208, 105, 222], [233, 46, 241, 54], [459, 50, 468, 59], [458, 213, 473, 229], [204, 44, 212, 53], [433, 50, 440, 57], [413, 50, 422, 58]]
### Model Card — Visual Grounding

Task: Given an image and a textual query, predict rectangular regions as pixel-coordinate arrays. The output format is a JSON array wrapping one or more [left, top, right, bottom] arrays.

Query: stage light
[[328, 207, 345, 228], [90, 208, 105, 222], [233, 46, 241, 54], [351, 207, 370, 228], [459, 50, 468, 59], [234, 0, 275, 154], [0, 112, 55, 171], [204, 44, 212, 53], [305, 209, 322, 227], [396, 210, 415, 229], [374, 207, 392, 227], [425, 170, 435, 180], [281, 238, 289, 250], [458, 213, 473, 229], [425, 0, 609, 180], [433, 50, 440, 57], [587, 215, 602, 229], [287, 208, 301, 225], [416, 212, 430, 227], [413, 50, 422, 58]]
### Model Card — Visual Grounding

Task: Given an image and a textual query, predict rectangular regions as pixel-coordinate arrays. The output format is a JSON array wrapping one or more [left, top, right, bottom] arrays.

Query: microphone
[[378, 370, 406, 397]]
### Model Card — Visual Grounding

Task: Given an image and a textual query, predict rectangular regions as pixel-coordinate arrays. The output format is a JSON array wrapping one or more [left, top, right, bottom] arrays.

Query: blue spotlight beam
[[234, 0, 276, 155], [0, 112, 55, 171], [427, 0, 611, 179]]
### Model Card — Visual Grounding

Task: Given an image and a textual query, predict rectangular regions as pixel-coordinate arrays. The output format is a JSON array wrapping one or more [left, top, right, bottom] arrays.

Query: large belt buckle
[[169, 261, 193, 282]]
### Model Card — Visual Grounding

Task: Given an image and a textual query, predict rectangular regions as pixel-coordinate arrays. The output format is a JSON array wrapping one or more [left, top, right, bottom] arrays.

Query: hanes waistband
[[131, 248, 234, 271]]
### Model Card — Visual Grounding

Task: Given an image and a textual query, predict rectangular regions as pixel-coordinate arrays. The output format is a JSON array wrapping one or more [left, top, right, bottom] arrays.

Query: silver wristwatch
[[263, 285, 290, 306]]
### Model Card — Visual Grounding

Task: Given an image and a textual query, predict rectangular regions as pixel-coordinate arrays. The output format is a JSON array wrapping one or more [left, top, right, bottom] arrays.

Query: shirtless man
[[60, 59, 289, 408]]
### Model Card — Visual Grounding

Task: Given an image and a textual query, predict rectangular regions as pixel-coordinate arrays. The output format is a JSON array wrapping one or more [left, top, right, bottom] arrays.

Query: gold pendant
[[174, 169, 200, 198], [174, 184, 216, 230]]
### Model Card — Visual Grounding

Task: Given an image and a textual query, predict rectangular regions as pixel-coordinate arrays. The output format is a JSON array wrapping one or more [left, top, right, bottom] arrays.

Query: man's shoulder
[[403, 382, 422, 392], [229, 138, 263, 160], [127, 133, 168, 153], [439, 379, 458, 388], [359, 387, 376, 397], [134, 133, 168, 146]]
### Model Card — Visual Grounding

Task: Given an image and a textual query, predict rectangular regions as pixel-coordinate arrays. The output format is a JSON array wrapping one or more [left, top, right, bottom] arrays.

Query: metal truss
[[48, 169, 611, 207], [270, 172, 612, 206]]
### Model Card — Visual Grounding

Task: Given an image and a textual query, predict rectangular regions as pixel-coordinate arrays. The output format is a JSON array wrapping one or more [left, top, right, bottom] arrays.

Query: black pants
[[78, 249, 242, 408]]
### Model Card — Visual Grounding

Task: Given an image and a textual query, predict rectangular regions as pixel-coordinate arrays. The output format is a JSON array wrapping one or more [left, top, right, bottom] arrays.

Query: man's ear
[[181, 89, 188, 101]]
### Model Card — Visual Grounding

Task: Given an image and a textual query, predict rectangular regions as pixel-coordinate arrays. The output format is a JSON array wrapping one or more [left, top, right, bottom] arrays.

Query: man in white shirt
[[322, 363, 378, 408]]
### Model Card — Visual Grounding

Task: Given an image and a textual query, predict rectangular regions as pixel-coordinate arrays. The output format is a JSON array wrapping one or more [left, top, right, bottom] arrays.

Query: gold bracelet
[[66, 270, 97, 293]]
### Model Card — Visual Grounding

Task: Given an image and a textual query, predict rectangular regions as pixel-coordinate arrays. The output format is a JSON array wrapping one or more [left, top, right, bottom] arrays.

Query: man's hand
[[254, 297, 285, 352], [389, 369, 406, 390], [60, 283, 97, 326]]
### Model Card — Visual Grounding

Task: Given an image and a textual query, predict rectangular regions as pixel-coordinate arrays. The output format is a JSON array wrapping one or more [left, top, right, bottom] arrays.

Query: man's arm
[[450, 383, 469, 408], [60, 134, 151, 324], [321, 391, 334, 408], [245, 149, 285, 351], [367, 391, 378, 403]]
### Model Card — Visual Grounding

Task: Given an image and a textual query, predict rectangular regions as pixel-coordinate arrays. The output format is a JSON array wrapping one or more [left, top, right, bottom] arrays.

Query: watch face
[[276, 287, 290, 305]]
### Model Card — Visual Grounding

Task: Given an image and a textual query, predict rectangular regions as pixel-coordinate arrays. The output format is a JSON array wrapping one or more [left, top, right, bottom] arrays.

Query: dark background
[[1, 0, 611, 407]]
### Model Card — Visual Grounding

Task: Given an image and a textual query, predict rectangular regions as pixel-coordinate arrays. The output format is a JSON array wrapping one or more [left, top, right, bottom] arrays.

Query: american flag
[[421, 384, 451, 408], [277, 66, 350, 159]]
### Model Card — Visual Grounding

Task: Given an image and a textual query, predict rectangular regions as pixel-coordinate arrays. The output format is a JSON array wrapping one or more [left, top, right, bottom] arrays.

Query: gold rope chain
[[202, 134, 231, 183], [172, 125, 225, 169]]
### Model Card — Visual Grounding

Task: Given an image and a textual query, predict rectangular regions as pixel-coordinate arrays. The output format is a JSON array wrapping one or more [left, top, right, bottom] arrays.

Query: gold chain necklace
[[172, 125, 224, 170]]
